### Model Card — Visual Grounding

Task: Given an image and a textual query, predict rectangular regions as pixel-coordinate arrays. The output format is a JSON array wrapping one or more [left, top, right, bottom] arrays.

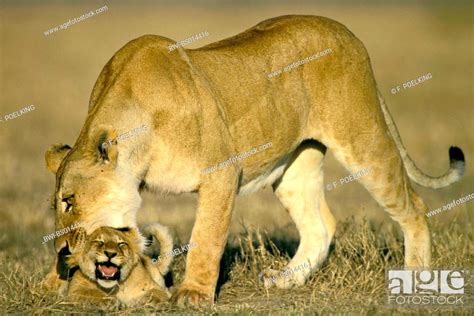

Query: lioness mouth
[[95, 262, 120, 280]]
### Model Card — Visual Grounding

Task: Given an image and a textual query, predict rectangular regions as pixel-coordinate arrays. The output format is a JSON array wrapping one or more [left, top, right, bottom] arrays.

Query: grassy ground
[[1, 219, 472, 314], [0, 1, 473, 314]]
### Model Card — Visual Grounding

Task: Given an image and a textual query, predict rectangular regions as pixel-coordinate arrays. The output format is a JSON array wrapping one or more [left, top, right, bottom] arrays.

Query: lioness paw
[[171, 286, 212, 307], [258, 267, 306, 289]]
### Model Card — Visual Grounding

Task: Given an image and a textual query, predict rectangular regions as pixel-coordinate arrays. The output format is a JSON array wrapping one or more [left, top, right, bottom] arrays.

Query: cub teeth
[[97, 263, 119, 277]]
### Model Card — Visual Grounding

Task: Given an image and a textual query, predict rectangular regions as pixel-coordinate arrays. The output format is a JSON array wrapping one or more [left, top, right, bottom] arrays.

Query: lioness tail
[[378, 91, 465, 189]]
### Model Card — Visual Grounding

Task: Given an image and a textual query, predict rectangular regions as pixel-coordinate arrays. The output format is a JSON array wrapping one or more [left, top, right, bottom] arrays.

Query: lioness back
[[88, 15, 369, 184]]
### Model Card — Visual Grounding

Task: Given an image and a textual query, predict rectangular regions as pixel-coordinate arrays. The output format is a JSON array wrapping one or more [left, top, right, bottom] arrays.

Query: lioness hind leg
[[330, 133, 430, 268], [260, 141, 335, 289]]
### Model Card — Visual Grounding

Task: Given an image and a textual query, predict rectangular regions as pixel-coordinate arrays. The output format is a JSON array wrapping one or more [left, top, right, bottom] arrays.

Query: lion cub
[[66, 223, 174, 307]]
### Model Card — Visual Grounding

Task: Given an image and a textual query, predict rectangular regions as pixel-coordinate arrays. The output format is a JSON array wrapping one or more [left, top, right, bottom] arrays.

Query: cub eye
[[118, 242, 128, 248], [94, 240, 104, 246], [61, 195, 75, 213]]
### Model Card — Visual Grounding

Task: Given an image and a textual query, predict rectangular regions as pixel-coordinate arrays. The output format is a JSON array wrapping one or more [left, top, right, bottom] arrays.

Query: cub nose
[[104, 250, 117, 259]]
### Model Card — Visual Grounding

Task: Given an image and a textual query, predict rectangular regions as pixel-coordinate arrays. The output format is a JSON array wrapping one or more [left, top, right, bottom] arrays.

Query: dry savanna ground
[[0, 1, 473, 314]]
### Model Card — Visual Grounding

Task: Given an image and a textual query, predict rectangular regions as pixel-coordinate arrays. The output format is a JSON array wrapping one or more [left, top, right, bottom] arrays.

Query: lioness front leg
[[171, 167, 238, 306]]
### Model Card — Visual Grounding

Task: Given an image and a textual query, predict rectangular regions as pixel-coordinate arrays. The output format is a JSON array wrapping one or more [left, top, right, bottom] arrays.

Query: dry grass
[[1, 219, 472, 314], [0, 1, 472, 314]]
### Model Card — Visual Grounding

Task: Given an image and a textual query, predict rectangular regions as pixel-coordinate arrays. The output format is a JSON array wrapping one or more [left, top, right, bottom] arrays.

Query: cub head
[[68, 226, 143, 289], [45, 125, 144, 277]]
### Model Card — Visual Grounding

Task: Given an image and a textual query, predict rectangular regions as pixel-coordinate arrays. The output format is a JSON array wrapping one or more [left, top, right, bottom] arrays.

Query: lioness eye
[[61, 195, 75, 213], [118, 242, 127, 248]]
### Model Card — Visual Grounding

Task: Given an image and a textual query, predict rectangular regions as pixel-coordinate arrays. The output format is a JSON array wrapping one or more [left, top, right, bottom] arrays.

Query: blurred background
[[0, 0, 472, 250]]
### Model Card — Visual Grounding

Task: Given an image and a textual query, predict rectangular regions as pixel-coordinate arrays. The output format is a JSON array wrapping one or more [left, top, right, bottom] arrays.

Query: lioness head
[[45, 125, 143, 263], [68, 226, 142, 289]]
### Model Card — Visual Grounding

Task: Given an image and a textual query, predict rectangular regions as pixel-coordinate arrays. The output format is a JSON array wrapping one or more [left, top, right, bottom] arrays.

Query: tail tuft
[[449, 146, 465, 165], [378, 90, 466, 189]]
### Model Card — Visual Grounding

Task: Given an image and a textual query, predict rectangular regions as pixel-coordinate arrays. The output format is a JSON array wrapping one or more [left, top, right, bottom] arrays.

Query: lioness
[[66, 223, 173, 306], [43, 15, 465, 305]]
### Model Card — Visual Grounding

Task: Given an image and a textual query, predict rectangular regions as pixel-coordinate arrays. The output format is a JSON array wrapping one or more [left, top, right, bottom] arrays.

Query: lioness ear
[[90, 125, 118, 165], [45, 144, 71, 174]]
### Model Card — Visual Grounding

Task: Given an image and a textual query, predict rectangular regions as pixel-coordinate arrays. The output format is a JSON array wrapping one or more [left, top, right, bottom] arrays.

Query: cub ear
[[45, 144, 72, 174], [120, 227, 147, 254], [90, 125, 118, 165]]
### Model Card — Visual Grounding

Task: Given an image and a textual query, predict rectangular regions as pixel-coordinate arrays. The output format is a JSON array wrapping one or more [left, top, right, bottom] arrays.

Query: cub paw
[[170, 286, 213, 307], [146, 288, 171, 306], [40, 272, 68, 295]]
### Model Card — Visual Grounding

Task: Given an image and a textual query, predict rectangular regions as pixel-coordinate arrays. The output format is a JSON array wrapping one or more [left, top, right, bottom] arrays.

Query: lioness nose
[[104, 250, 117, 258]]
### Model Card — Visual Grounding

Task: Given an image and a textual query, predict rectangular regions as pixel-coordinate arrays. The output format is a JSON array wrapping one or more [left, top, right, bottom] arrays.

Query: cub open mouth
[[95, 262, 120, 280]]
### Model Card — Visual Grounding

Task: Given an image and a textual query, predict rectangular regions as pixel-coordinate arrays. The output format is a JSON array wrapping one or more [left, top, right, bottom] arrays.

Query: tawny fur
[[65, 225, 173, 306], [141, 222, 174, 283], [43, 15, 465, 305]]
